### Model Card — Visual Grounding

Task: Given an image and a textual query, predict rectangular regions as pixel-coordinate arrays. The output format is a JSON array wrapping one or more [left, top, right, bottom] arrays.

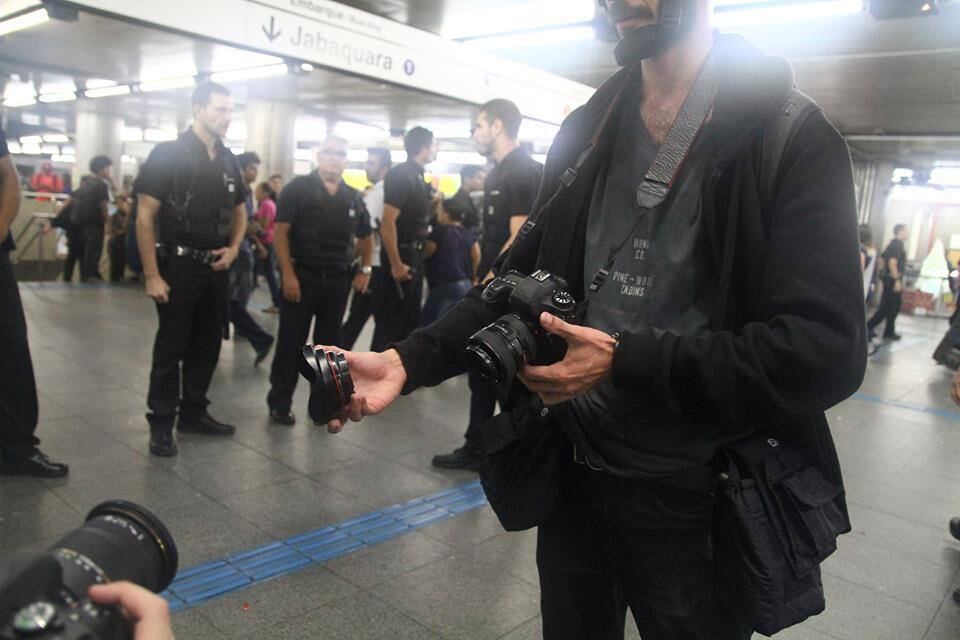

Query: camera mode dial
[[552, 291, 574, 309]]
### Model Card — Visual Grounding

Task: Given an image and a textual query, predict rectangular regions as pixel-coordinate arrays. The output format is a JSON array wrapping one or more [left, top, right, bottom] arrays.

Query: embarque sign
[[66, 0, 594, 125]]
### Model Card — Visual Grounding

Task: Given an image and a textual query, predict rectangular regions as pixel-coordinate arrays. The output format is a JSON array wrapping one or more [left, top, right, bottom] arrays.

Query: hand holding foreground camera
[[88, 582, 174, 640], [323, 348, 407, 433], [518, 313, 617, 406]]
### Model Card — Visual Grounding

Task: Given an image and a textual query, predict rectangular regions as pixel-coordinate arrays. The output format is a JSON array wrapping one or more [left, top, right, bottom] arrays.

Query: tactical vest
[[158, 143, 238, 249], [291, 178, 362, 268]]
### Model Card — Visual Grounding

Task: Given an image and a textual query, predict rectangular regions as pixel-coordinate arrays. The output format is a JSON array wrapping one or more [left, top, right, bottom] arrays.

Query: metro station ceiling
[[1, 1, 960, 166]]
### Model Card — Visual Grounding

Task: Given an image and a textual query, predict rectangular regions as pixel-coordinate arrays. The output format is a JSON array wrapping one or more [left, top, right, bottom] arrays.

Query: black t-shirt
[[0, 126, 12, 252], [426, 224, 475, 286], [72, 176, 110, 228], [479, 148, 542, 275], [881, 238, 906, 283], [135, 130, 246, 248], [565, 82, 750, 478], [383, 160, 432, 247]]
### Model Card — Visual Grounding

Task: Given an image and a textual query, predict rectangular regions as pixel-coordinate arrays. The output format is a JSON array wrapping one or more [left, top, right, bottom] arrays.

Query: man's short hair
[[460, 165, 484, 182], [367, 147, 393, 170], [268, 173, 283, 181], [89, 155, 112, 175], [236, 152, 261, 169], [479, 99, 522, 140], [893, 224, 907, 235], [404, 126, 434, 156], [192, 82, 230, 108], [442, 199, 465, 223], [323, 134, 348, 148]]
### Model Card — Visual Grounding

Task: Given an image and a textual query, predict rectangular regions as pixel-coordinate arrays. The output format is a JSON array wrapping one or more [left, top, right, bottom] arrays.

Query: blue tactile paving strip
[[853, 391, 960, 422], [161, 480, 488, 613]]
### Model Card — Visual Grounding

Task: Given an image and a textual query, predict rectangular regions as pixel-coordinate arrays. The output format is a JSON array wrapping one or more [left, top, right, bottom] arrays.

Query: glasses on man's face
[[321, 148, 348, 158]]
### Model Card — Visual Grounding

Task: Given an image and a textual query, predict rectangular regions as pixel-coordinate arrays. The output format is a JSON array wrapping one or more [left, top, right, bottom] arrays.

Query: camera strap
[[586, 49, 719, 299]]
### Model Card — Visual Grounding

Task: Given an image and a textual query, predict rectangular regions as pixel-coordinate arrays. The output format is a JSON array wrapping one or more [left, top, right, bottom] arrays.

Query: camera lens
[[300, 346, 355, 424], [50, 500, 178, 601], [465, 314, 539, 387]]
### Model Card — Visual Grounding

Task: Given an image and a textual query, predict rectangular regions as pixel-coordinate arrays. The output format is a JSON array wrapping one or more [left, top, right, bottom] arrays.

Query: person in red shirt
[[253, 181, 280, 312], [30, 161, 64, 200]]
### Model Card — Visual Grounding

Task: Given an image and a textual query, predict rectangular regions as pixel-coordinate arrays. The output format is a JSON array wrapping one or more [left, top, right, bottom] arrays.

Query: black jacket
[[394, 34, 866, 494]]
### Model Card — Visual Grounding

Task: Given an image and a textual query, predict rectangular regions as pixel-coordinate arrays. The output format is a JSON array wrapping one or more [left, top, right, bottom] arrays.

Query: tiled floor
[[4, 281, 960, 639]]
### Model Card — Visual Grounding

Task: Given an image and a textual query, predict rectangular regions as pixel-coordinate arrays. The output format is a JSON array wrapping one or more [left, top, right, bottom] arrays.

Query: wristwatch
[[360, 266, 373, 275]]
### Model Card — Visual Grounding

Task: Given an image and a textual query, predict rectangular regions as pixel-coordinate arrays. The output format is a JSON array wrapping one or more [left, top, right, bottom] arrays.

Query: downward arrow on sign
[[262, 16, 282, 42]]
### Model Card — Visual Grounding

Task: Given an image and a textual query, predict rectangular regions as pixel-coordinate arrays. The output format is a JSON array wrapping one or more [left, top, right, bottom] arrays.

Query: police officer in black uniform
[[135, 83, 248, 457], [432, 99, 542, 471], [0, 125, 69, 477], [370, 127, 436, 352], [266, 135, 373, 425]]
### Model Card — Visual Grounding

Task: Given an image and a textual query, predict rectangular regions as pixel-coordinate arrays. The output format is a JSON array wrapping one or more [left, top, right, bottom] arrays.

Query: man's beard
[[605, 0, 655, 30]]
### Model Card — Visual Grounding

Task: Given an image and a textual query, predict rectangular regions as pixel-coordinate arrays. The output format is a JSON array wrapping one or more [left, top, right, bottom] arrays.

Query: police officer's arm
[[136, 195, 170, 304], [210, 203, 246, 271], [470, 240, 481, 285], [381, 170, 412, 282], [352, 198, 374, 294], [0, 154, 21, 242]]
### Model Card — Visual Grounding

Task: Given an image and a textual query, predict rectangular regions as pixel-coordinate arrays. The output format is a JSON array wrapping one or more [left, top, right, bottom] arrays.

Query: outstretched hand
[[518, 313, 617, 406], [319, 348, 408, 433]]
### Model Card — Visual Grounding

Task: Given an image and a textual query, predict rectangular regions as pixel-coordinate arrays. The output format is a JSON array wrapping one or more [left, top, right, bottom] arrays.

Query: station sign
[[64, 0, 595, 125]]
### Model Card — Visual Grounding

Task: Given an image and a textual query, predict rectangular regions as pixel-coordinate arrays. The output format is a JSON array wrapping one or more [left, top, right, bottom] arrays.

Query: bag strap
[[759, 89, 820, 216]]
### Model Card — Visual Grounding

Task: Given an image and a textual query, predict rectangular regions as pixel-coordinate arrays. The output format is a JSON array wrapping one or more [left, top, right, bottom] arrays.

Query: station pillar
[[74, 100, 124, 187], [244, 99, 297, 184]]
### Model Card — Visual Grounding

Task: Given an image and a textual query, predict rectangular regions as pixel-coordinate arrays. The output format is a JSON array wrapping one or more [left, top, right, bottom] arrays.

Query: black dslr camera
[[466, 270, 580, 396], [300, 346, 355, 424], [0, 500, 178, 640]]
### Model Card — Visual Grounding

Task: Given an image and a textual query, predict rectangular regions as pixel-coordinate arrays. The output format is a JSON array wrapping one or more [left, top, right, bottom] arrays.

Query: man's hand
[[88, 582, 174, 640], [951, 369, 960, 407], [318, 348, 407, 434], [145, 275, 170, 304], [352, 272, 371, 294], [210, 245, 238, 271], [518, 313, 617, 406], [391, 262, 412, 282], [255, 242, 268, 260], [283, 273, 301, 303]]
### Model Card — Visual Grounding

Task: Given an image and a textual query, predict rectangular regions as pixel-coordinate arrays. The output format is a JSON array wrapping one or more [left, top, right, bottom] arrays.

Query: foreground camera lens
[[301, 346, 355, 424], [465, 314, 538, 388], [50, 500, 178, 601]]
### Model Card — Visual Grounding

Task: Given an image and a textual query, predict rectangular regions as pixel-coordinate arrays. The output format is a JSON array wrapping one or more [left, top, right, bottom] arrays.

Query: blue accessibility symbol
[[403, 59, 416, 76]]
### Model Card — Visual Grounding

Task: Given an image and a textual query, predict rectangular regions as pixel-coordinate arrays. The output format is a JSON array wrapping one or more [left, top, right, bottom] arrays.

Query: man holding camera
[[432, 99, 542, 472], [318, 0, 866, 636], [136, 82, 248, 457], [266, 135, 373, 426], [0, 125, 69, 478]]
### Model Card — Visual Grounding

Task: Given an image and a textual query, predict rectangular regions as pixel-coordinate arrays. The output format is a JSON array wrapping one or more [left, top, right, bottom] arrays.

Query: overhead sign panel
[[65, 0, 596, 124]]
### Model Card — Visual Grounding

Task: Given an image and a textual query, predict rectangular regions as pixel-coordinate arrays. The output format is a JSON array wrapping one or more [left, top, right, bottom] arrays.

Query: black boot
[[178, 412, 236, 436], [149, 423, 177, 457], [0, 449, 69, 478], [431, 446, 485, 472]]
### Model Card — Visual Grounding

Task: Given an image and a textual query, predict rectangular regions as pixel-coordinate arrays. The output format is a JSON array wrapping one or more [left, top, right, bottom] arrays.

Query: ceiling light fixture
[[38, 91, 76, 103], [19, 135, 42, 145], [84, 84, 131, 98], [42, 134, 69, 143], [211, 64, 288, 83], [0, 7, 49, 37]]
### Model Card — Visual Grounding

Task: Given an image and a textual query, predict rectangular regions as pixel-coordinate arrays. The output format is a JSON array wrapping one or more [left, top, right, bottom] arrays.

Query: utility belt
[[156, 243, 218, 267], [398, 240, 426, 266], [294, 262, 354, 277]]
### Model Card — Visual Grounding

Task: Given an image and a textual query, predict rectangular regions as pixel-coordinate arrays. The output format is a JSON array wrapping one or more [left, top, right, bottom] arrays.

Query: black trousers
[[463, 370, 497, 453], [79, 224, 103, 281], [867, 280, 902, 337], [109, 234, 127, 282], [538, 451, 752, 640], [0, 250, 41, 460], [371, 258, 423, 352], [339, 266, 384, 350], [267, 266, 352, 412], [62, 226, 82, 282], [146, 256, 228, 424]]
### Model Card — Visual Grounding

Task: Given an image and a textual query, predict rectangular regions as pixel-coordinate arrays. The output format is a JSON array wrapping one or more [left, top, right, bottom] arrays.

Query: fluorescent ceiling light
[[4, 80, 35, 107], [713, 0, 862, 28], [139, 76, 195, 92], [19, 135, 42, 145], [0, 7, 48, 37], [51, 154, 75, 163], [931, 168, 960, 187], [3, 96, 35, 107], [42, 134, 69, 143], [122, 127, 144, 142], [892, 168, 914, 181], [300, 63, 314, 72], [890, 184, 960, 205], [85, 84, 131, 98], [20, 143, 42, 155], [40, 144, 58, 155], [38, 91, 76, 103], [121, 154, 135, 164], [61, 145, 75, 155], [230, 147, 245, 155], [465, 26, 596, 50], [7, 141, 22, 154], [85, 78, 118, 89], [211, 63, 287, 83], [435, 151, 488, 165], [443, 2, 594, 39]]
